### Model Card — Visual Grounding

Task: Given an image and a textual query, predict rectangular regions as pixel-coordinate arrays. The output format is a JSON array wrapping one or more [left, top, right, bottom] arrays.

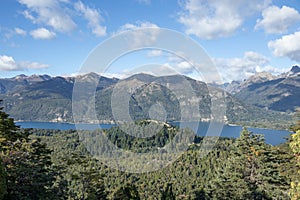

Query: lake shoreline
[[16, 121, 292, 146], [15, 119, 290, 132]]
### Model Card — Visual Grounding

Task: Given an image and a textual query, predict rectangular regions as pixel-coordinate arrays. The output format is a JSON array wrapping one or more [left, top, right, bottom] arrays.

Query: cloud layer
[[118, 22, 160, 48], [135, 0, 151, 5], [18, 0, 76, 33], [268, 31, 300, 62], [178, 0, 271, 39], [255, 6, 300, 34], [30, 28, 56, 39], [18, 0, 106, 38], [214, 51, 286, 82], [74, 1, 106, 37], [14, 27, 27, 36], [0, 55, 48, 71]]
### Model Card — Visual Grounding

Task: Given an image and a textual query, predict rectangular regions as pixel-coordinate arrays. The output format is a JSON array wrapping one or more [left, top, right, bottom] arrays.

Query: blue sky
[[0, 0, 300, 82]]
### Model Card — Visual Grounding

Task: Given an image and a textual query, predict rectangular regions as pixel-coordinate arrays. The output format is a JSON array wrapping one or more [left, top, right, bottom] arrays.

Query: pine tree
[[0, 158, 6, 200], [208, 128, 289, 199], [290, 111, 300, 133], [112, 183, 140, 200], [160, 183, 175, 200], [290, 130, 300, 200], [234, 128, 289, 199], [192, 188, 209, 200], [289, 111, 300, 200], [0, 100, 55, 199]]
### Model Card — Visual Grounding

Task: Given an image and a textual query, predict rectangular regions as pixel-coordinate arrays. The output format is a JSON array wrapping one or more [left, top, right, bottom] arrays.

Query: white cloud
[[178, 0, 271, 39], [23, 10, 35, 21], [243, 51, 269, 65], [144, 50, 195, 75], [18, 0, 107, 37], [268, 31, 300, 62], [151, 58, 195, 76], [30, 28, 56, 39], [118, 22, 160, 48], [120, 21, 159, 31], [14, 27, 27, 36], [161, 55, 195, 75], [171, 60, 194, 74], [255, 6, 300, 34], [135, 0, 151, 5], [0, 55, 48, 71], [18, 0, 76, 33], [255, 65, 287, 74], [74, 1, 106, 37], [214, 51, 285, 81], [110, 63, 192, 79], [147, 50, 164, 57]]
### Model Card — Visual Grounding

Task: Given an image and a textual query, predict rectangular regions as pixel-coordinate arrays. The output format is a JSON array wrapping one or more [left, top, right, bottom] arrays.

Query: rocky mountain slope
[[0, 73, 291, 128], [0, 74, 51, 94], [231, 72, 276, 94], [234, 66, 300, 112]]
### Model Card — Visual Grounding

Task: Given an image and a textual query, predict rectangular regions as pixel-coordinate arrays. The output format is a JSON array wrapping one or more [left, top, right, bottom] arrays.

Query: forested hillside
[[231, 66, 300, 113], [2, 0, 299, 199], [0, 73, 292, 129], [1, 105, 300, 199]]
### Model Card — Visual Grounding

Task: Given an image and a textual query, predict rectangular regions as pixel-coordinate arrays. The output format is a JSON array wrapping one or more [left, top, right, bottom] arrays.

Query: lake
[[16, 121, 292, 146]]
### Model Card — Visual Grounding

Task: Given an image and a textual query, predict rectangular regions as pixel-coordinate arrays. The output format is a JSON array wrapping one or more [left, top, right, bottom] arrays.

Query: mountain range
[[222, 65, 300, 113], [0, 67, 298, 129]]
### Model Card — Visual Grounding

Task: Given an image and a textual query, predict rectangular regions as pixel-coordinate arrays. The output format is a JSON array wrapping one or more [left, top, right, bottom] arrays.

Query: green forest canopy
[[0, 105, 300, 199]]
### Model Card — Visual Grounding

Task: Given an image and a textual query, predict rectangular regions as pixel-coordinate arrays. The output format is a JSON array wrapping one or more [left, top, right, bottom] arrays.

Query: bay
[[177, 122, 291, 146], [16, 121, 291, 146]]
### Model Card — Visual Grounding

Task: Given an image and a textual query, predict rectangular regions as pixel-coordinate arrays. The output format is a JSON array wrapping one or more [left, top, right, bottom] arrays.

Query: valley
[[1, 67, 297, 130]]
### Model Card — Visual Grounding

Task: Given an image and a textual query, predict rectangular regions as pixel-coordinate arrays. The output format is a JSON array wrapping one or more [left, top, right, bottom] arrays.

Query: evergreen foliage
[[0, 103, 296, 199], [27, 124, 292, 199], [289, 112, 300, 200], [0, 101, 55, 199], [0, 159, 6, 200]]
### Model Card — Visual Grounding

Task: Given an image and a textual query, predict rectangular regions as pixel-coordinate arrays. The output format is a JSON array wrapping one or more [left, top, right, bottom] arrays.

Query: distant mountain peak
[[76, 72, 101, 82], [30, 74, 51, 80], [86, 72, 100, 76], [281, 65, 300, 78], [291, 65, 300, 74], [250, 71, 274, 80], [219, 71, 276, 94], [124, 73, 156, 82], [14, 74, 27, 79], [12, 74, 51, 82], [241, 71, 275, 87]]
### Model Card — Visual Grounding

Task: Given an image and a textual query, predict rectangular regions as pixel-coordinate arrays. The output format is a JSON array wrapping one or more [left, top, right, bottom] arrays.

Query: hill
[[234, 66, 300, 112], [0, 73, 292, 129], [0, 74, 51, 94]]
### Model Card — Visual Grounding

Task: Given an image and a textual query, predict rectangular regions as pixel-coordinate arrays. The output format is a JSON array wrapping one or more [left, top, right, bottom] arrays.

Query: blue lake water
[[16, 121, 292, 146], [16, 121, 115, 131]]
